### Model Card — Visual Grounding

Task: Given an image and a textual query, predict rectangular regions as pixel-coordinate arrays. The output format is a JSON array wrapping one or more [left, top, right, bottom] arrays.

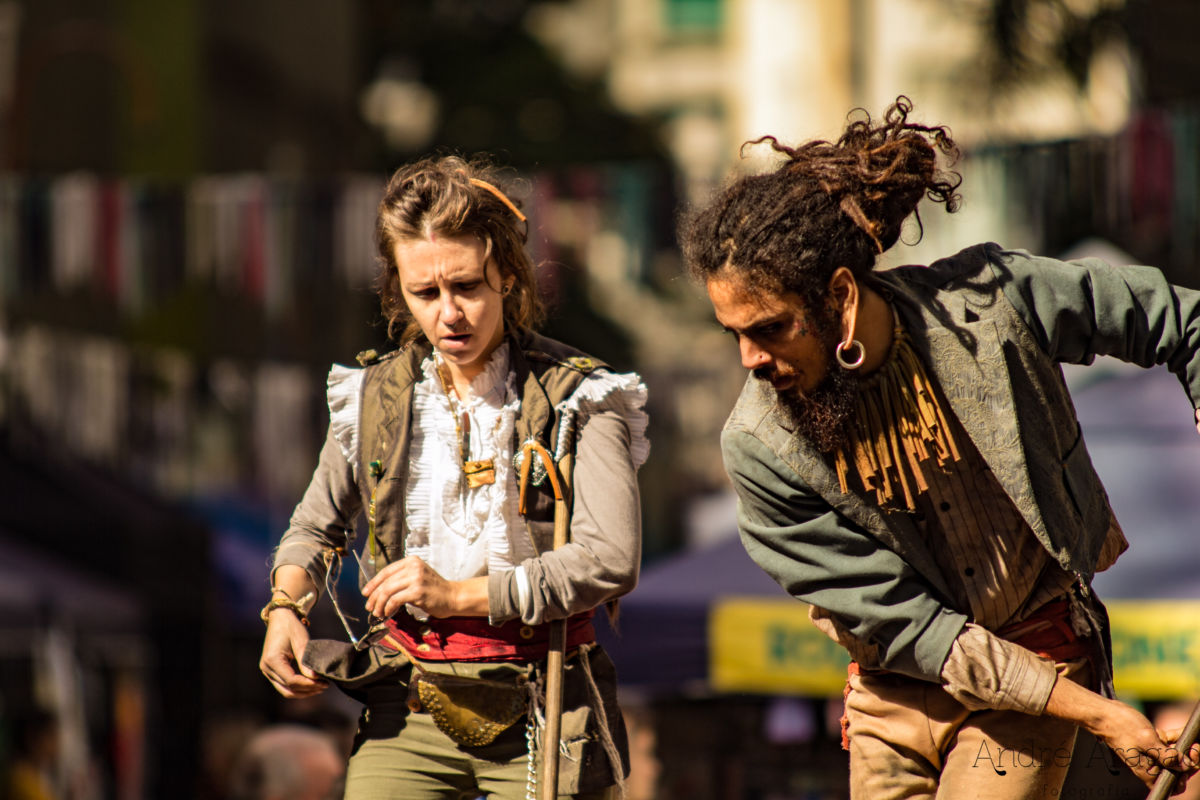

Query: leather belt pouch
[[412, 669, 528, 747]]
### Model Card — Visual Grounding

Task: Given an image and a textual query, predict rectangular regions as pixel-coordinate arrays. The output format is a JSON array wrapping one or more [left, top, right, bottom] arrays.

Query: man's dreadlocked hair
[[681, 97, 961, 311]]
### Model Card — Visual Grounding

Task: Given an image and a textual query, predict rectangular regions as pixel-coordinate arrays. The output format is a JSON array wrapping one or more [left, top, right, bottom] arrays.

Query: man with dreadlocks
[[681, 97, 1200, 798]]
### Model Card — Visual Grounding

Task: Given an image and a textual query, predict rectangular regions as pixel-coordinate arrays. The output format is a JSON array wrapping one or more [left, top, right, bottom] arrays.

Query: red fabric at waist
[[846, 598, 1091, 679], [380, 609, 596, 662], [996, 598, 1091, 663]]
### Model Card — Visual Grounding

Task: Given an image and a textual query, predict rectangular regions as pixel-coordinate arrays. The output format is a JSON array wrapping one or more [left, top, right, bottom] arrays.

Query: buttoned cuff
[[488, 569, 519, 625], [487, 567, 536, 626]]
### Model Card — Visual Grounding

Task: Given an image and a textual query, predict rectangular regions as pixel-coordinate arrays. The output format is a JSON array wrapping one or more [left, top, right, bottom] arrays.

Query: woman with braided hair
[[683, 97, 1200, 796], [259, 155, 648, 799]]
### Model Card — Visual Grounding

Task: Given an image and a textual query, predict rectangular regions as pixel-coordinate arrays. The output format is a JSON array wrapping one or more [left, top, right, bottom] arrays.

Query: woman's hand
[[361, 556, 489, 619], [259, 609, 328, 699]]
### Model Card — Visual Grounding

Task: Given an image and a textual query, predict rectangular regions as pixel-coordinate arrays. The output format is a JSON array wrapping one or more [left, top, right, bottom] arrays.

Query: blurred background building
[[0, 1, 1198, 798]]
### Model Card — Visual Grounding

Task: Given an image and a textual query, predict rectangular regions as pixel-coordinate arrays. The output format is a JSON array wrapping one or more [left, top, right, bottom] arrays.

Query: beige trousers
[[844, 660, 1091, 800]]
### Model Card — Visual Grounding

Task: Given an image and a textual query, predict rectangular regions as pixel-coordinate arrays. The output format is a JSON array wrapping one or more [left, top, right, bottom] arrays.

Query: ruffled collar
[[420, 342, 511, 408]]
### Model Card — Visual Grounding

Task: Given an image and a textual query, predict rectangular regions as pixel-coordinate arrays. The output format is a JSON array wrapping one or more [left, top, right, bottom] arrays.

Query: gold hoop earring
[[835, 339, 865, 370]]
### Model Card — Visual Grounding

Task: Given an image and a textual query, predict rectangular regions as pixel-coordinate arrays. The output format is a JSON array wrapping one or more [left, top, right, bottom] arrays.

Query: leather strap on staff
[[518, 440, 565, 511]]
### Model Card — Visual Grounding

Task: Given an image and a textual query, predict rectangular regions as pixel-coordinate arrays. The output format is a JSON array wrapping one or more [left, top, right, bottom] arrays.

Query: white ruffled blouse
[[405, 343, 527, 583], [324, 342, 649, 618]]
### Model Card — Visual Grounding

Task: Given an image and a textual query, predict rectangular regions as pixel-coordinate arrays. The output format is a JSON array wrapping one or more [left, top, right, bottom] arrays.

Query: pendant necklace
[[435, 360, 502, 490]]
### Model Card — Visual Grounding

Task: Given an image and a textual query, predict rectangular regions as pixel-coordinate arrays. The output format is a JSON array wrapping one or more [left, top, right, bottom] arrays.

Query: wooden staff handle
[[1147, 698, 1200, 800], [540, 493, 569, 800], [519, 441, 571, 800]]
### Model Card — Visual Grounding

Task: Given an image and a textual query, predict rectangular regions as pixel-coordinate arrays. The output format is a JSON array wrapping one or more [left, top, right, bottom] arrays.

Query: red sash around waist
[[994, 598, 1091, 663], [380, 609, 597, 662]]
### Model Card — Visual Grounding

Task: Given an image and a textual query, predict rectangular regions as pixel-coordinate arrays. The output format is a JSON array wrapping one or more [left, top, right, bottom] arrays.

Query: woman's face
[[394, 235, 509, 381]]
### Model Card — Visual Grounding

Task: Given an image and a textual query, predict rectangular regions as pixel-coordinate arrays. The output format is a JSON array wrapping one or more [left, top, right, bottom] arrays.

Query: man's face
[[707, 272, 834, 392], [707, 271, 857, 451]]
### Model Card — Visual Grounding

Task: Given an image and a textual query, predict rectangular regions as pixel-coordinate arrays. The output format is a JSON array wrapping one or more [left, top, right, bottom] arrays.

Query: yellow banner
[[709, 597, 1200, 699], [1108, 601, 1200, 699], [709, 597, 848, 695]]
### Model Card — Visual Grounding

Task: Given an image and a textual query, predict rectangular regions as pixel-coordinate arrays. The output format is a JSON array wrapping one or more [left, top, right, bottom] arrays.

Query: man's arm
[[726, 427, 1069, 715], [727, 424, 1200, 786], [722, 427, 967, 681], [991, 249, 1200, 413], [987, 249, 1200, 785]]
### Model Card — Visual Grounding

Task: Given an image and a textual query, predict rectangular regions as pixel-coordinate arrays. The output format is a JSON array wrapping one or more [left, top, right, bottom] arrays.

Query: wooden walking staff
[[1147, 698, 1200, 800], [517, 440, 572, 800]]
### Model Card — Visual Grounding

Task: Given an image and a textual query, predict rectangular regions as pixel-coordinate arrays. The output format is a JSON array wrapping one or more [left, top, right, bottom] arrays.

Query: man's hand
[[361, 556, 489, 619], [1094, 700, 1199, 788], [1046, 673, 1199, 788], [259, 610, 328, 699]]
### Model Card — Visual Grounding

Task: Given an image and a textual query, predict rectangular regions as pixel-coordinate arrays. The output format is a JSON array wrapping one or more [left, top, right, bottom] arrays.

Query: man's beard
[[775, 366, 858, 453], [758, 313, 859, 453]]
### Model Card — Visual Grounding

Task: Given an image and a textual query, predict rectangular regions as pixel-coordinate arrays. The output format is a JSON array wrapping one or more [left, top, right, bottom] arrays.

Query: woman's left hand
[[361, 556, 488, 619]]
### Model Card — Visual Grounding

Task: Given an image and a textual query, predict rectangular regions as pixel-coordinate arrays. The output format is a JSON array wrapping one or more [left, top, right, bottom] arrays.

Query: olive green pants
[[344, 671, 617, 800], [844, 659, 1090, 800]]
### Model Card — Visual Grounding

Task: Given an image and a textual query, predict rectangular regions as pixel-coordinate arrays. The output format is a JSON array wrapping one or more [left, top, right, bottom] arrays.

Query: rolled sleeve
[[940, 623, 1059, 715], [487, 568, 522, 623]]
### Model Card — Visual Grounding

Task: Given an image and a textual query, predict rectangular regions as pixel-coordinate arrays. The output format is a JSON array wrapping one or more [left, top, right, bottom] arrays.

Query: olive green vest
[[353, 329, 607, 574]]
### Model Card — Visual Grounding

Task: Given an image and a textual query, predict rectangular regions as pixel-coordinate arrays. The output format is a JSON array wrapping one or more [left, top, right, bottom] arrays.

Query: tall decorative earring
[[835, 339, 866, 369]]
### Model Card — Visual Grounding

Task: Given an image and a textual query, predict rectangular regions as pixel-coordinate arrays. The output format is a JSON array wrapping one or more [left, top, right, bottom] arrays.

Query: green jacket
[[721, 243, 1200, 682]]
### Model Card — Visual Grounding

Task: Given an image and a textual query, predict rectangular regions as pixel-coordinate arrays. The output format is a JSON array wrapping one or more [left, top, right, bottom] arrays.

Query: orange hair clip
[[469, 178, 527, 222]]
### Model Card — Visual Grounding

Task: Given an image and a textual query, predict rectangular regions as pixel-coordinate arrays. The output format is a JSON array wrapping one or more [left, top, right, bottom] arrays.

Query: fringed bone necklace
[[434, 359, 504, 490], [833, 325, 963, 511]]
